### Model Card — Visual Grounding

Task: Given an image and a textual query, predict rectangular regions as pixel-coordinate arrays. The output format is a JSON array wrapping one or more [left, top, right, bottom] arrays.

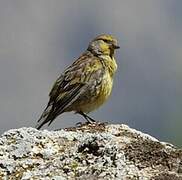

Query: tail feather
[[35, 116, 48, 130], [35, 105, 55, 130]]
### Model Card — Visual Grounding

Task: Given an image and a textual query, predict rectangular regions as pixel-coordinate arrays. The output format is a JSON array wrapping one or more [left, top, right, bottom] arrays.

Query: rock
[[0, 123, 181, 179]]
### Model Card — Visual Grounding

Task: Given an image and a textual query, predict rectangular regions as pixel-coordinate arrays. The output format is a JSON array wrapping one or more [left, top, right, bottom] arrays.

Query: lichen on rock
[[0, 123, 181, 179]]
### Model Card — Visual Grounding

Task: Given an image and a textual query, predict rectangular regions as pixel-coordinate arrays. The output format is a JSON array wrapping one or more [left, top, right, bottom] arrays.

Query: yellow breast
[[78, 70, 113, 113], [74, 56, 117, 113], [95, 71, 113, 109], [94, 56, 117, 109]]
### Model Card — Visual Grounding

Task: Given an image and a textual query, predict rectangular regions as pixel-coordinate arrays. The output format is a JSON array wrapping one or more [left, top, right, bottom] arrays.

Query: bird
[[35, 34, 120, 129]]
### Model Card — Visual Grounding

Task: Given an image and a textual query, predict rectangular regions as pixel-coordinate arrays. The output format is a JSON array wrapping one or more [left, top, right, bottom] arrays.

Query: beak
[[113, 44, 120, 49]]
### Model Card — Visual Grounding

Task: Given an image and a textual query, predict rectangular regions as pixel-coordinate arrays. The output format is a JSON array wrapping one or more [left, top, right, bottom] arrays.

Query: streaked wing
[[48, 52, 103, 114]]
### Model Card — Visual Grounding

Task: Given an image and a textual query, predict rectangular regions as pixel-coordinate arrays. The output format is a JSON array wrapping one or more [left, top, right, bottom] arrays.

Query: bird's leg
[[77, 111, 96, 123], [83, 113, 96, 123]]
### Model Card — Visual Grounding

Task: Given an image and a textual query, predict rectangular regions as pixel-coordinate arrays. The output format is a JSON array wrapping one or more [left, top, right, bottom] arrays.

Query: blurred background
[[0, 1, 181, 146]]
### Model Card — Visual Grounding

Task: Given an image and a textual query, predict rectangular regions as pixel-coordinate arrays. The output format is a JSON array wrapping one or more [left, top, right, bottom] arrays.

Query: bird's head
[[87, 34, 120, 57]]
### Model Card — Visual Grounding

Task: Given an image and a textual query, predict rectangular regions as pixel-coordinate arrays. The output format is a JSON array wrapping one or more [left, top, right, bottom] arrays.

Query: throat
[[100, 55, 117, 77], [108, 57, 117, 77]]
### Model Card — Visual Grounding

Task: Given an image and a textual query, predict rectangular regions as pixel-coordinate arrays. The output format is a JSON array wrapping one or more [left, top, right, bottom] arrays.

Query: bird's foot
[[75, 120, 95, 127], [75, 120, 107, 128]]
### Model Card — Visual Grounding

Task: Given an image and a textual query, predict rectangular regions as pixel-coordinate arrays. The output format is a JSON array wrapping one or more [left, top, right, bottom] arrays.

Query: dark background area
[[0, 1, 181, 146]]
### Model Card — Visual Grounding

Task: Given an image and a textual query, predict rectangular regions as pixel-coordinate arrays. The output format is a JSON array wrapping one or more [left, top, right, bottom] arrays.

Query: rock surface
[[0, 123, 181, 180]]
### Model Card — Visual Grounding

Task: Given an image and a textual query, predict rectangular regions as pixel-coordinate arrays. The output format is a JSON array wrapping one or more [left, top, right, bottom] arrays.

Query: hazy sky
[[0, 1, 181, 146]]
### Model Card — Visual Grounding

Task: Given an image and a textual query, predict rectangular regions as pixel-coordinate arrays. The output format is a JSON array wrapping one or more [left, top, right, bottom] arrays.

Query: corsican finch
[[36, 34, 120, 129]]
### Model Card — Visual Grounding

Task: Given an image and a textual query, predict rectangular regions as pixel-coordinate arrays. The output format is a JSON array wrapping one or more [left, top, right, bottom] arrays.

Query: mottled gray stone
[[0, 123, 181, 179]]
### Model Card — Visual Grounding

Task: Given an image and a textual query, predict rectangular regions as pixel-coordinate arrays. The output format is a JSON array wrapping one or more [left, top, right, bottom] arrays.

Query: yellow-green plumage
[[36, 34, 119, 129]]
